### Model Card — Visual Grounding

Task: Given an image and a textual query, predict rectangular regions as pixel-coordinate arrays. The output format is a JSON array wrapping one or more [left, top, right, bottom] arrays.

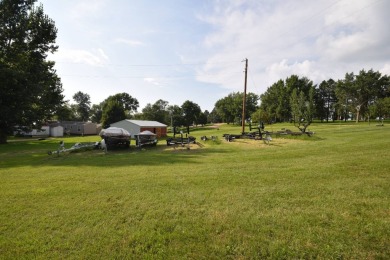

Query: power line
[[54, 59, 240, 68], [60, 70, 243, 79]]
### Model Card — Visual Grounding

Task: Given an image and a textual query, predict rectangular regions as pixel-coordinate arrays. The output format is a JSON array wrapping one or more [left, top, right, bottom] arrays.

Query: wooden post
[[241, 58, 248, 134]]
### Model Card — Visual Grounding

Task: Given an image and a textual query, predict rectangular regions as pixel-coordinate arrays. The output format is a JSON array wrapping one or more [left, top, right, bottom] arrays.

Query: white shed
[[110, 120, 167, 138], [50, 125, 64, 137]]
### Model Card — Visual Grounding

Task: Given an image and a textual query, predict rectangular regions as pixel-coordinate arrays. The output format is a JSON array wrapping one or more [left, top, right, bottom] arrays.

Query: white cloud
[[115, 38, 143, 47], [195, 0, 390, 93], [53, 48, 109, 66], [144, 78, 163, 87], [380, 64, 390, 76]]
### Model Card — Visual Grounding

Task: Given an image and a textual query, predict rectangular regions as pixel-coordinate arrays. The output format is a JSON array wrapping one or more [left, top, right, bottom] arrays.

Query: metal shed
[[110, 120, 167, 138], [50, 125, 64, 137]]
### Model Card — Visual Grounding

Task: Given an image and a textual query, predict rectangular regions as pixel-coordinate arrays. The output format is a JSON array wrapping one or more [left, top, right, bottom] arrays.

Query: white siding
[[110, 120, 140, 138], [50, 126, 64, 137]]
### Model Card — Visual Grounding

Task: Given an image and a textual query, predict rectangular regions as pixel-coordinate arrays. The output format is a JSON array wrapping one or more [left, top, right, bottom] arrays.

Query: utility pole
[[241, 58, 248, 134]]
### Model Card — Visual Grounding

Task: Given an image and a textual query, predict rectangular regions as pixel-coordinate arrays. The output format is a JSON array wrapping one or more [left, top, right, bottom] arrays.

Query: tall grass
[[0, 123, 389, 259]]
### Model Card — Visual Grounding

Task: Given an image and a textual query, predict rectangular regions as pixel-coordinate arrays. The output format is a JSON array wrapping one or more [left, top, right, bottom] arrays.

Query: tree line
[[1, 0, 389, 144], [212, 70, 390, 133], [256, 71, 390, 126], [62, 92, 209, 129]]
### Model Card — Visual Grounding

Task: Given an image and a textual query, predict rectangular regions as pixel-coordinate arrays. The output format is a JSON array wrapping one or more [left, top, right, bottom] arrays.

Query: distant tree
[[141, 99, 169, 124], [198, 111, 208, 126], [316, 79, 337, 121], [260, 80, 284, 122], [101, 99, 126, 128], [90, 103, 103, 123], [214, 92, 259, 124], [260, 76, 314, 123], [214, 96, 235, 124], [370, 97, 390, 125], [55, 102, 76, 121], [251, 108, 271, 125], [207, 108, 222, 123], [167, 105, 184, 127], [0, 0, 64, 143], [335, 70, 389, 122], [181, 100, 201, 126], [72, 91, 91, 121]]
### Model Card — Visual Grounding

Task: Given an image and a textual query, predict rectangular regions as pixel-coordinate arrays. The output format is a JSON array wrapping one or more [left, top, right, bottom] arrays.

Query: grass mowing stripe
[[0, 122, 389, 258]]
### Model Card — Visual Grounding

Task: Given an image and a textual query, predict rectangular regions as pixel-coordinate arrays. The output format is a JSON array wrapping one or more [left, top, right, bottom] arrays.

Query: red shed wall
[[140, 127, 167, 138]]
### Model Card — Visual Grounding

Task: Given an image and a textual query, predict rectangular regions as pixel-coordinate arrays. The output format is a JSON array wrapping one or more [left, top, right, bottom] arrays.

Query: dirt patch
[[224, 137, 302, 148], [163, 142, 203, 152]]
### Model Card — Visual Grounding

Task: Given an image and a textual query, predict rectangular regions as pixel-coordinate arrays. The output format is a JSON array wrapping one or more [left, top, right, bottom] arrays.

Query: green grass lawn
[[0, 123, 389, 259]]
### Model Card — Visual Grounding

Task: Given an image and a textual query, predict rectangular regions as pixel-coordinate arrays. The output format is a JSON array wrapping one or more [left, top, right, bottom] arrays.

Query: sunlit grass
[[0, 122, 389, 259]]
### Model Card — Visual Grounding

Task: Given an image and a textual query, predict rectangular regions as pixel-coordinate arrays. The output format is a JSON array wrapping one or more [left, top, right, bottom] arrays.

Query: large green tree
[[181, 100, 201, 126], [259, 76, 313, 123], [99, 92, 139, 128], [101, 99, 126, 128], [214, 92, 259, 124], [0, 0, 63, 143], [290, 87, 315, 133], [102, 93, 139, 118]]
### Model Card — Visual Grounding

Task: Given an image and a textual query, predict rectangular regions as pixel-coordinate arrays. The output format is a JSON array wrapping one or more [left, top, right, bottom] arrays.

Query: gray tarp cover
[[136, 130, 156, 136], [99, 127, 131, 137]]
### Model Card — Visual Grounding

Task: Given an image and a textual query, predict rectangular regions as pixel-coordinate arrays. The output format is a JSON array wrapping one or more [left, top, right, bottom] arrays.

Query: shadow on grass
[[0, 140, 230, 168]]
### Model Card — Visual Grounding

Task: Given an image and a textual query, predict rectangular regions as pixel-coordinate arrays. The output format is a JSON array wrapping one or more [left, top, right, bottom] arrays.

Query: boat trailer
[[223, 122, 272, 144], [48, 141, 101, 156]]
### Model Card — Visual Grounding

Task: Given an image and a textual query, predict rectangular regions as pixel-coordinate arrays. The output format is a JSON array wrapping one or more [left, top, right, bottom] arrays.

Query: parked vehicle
[[99, 127, 131, 149], [134, 130, 158, 147]]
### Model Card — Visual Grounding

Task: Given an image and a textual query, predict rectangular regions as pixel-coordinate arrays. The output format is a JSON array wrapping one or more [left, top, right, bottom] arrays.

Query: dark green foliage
[[90, 103, 103, 123], [0, 0, 63, 143], [214, 92, 259, 124], [105, 92, 139, 114], [260, 75, 314, 123], [99, 93, 139, 128], [167, 104, 184, 127], [315, 79, 337, 121], [181, 100, 202, 126], [141, 99, 170, 124], [101, 99, 126, 128], [258, 71, 389, 125], [335, 69, 389, 122]]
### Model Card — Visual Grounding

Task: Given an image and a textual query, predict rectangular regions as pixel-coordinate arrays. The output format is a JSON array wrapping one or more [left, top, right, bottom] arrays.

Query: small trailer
[[134, 130, 158, 148], [166, 133, 196, 146]]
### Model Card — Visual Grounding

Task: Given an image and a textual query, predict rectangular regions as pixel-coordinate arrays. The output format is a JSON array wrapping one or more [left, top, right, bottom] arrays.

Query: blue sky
[[39, 0, 390, 112]]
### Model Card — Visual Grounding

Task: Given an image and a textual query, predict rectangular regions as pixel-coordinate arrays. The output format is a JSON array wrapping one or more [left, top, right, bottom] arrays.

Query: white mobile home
[[60, 121, 98, 135], [23, 126, 50, 137]]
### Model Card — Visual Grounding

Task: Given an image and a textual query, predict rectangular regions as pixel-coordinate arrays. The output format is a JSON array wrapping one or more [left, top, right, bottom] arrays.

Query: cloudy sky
[[38, 0, 390, 112]]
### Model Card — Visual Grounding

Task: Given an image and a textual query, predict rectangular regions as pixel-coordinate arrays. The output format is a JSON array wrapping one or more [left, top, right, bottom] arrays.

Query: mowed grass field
[[0, 122, 389, 259]]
